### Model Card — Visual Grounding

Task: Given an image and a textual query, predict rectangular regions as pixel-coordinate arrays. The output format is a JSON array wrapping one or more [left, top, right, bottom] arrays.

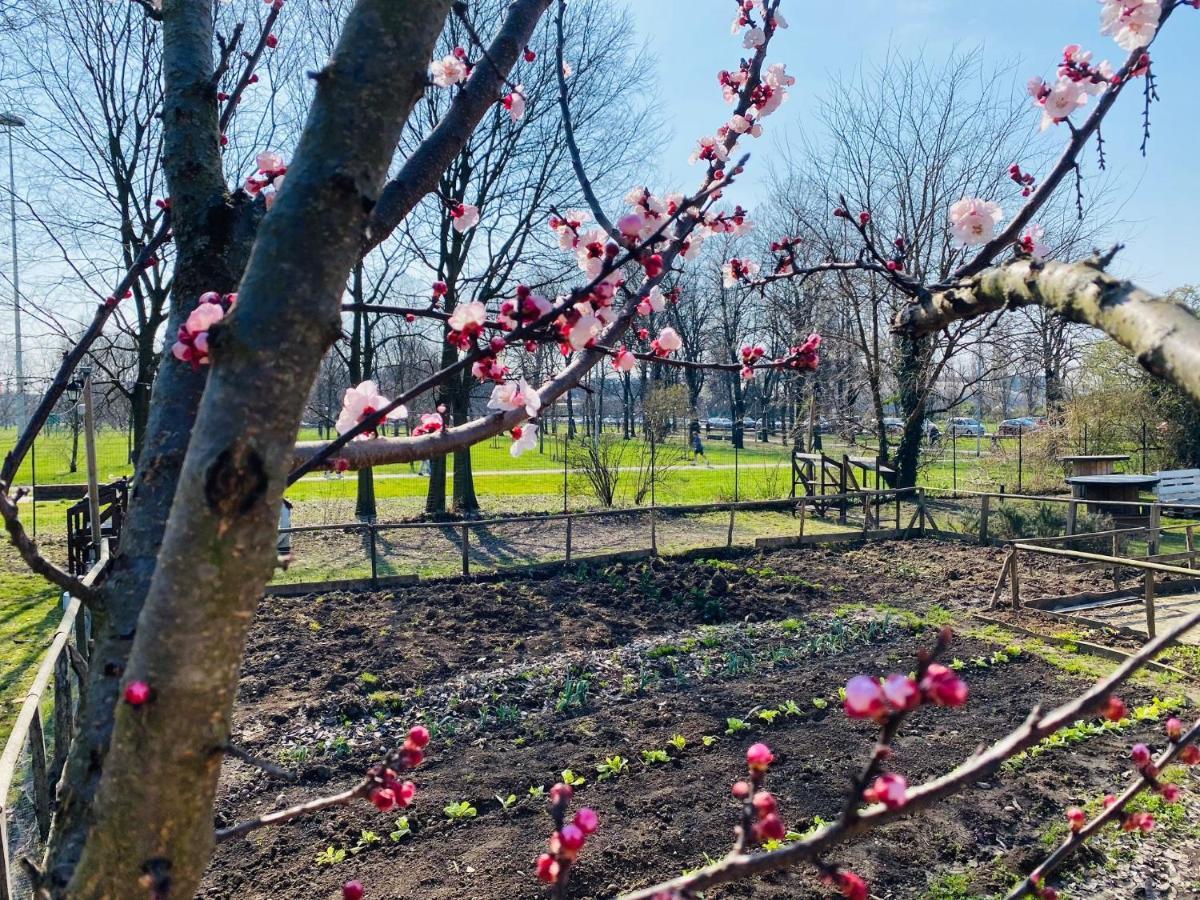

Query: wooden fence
[[0, 543, 107, 899]]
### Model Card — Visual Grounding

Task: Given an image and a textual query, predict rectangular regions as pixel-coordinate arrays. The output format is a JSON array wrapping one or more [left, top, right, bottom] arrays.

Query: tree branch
[[619, 608, 1200, 899], [893, 254, 1200, 406]]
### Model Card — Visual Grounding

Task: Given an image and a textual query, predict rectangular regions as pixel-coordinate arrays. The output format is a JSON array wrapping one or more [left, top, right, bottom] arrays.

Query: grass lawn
[[0, 541, 67, 739]]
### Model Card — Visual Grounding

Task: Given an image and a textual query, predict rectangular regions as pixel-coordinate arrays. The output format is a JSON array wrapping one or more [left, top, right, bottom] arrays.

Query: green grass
[[0, 542, 67, 739]]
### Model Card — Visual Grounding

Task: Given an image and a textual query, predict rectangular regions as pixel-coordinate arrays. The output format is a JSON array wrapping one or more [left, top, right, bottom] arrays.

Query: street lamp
[[1, 112, 26, 430]]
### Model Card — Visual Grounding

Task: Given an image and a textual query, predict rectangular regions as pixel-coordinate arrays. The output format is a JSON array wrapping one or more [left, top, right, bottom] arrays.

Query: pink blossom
[[949, 197, 1004, 246], [618, 213, 645, 238], [1103, 695, 1128, 722], [844, 675, 887, 720], [742, 26, 766, 49], [342, 881, 365, 900], [1038, 78, 1088, 130], [412, 411, 444, 436], [487, 378, 542, 420], [256, 150, 285, 173], [1161, 783, 1180, 803], [557, 824, 586, 853], [535, 853, 559, 884], [573, 807, 599, 834], [431, 55, 469, 87], [568, 313, 602, 351], [863, 772, 908, 810], [510, 423, 538, 457], [1100, 0, 1161, 51], [882, 674, 921, 712], [447, 300, 487, 347], [336, 381, 406, 437], [919, 664, 968, 707], [753, 812, 786, 841], [1019, 224, 1050, 261], [451, 203, 480, 233], [502, 85, 526, 122], [1066, 807, 1086, 831], [612, 347, 636, 373], [1130, 743, 1152, 767], [649, 326, 682, 357], [1165, 717, 1183, 741]]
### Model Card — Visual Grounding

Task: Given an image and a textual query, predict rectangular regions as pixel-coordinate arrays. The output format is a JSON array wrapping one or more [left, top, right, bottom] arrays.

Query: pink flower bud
[[407, 725, 431, 749], [124, 681, 151, 706], [1066, 807, 1085, 831], [754, 812, 786, 841], [1165, 717, 1183, 741], [1181, 744, 1200, 765], [549, 782, 574, 805], [746, 742, 774, 772], [558, 824, 586, 852], [617, 213, 645, 238], [844, 675, 887, 720], [370, 788, 396, 812], [836, 870, 868, 900], [1130, 743, 1151, 767], [535, 853, 559, 883], [1161, 783, 1180, 803], [862, 773, 907, 810], [752, 791, 777, 817], [731, 780, 751, 799], [343, 881, 365, 900], [573, 807, 599, 835], [858, 211, 871, 225], [882, 674, 920, 711], [919, 664, 968, 707], [1102, 695, 1127, 722]]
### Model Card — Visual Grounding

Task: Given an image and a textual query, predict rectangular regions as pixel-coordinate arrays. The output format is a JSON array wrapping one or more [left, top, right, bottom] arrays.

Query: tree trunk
[[64, 4, 450, 895], [893, 333, 929, 489]]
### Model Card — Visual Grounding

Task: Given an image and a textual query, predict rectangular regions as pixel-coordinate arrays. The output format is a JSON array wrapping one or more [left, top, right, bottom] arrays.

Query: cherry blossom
[[498, 285, 552, 330], [649, 326, 682, 357], [549, 209, 591, 249], [919, 663, 968, 707], [342, 881, 364, 900], [690, 135, 730, 165], [412, 410, 444, 436], [1019, 223, 1049, 260], [1103, 695, 1129, 721], [124, 681, 151, 706], [502, 85, 526, 122], [510, 423, 538, 457], [1099, 0, 1161, 51], [948, 197, 1004, 246], [1038, 78, 1088, 130], [335, 381, 406, 437], [471, 356, 510, 384], [487, 378, 542, 419], [612, 347, 636, 373], [636, 286, 669, 316], [745, 742, 774, 772], [171, 293, 231, 368], [786, 333, 822, 371], [447, 300, 487, 348], [882, 674, 921, 711], [431, 54, 468, 87], [722, 258, 760, 287], [450, 202, 480, 233]]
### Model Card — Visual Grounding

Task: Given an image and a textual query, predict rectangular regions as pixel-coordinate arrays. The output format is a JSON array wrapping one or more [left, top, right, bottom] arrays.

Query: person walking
[[691, 431, 710, 466]]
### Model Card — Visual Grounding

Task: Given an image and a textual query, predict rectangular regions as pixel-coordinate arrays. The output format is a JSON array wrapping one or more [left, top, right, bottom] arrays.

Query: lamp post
[[1, 113, 26, 430]]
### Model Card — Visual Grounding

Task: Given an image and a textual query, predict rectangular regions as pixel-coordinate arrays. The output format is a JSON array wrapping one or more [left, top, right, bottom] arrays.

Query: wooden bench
[[1156, 469, 1200, 512]]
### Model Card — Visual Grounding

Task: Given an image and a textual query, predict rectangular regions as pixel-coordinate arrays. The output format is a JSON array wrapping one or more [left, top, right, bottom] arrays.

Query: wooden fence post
[[839, 455, 848, 524], [990, 547, 1011, 608], [726, 508, 736, 548], [1144, 568, 1156, 639], [861, 492, 871, 532], [918, 488, 927, 537], [368, 525, 378, 588], [650, 506, 658, 555], [1111, 533, 1122, 590], [460, 524, 470, 577], [798, 498, 808, 539], [52, 652, 72, 785], [565, 516, 573, 565], [1187, 525, 1196, 570], [979, 495, 990, 545], [1009, 547, 1021, 611], [1148, 503, 1161, 556], [1066, 499, 1078, 538], [29, 708, 51, 840]]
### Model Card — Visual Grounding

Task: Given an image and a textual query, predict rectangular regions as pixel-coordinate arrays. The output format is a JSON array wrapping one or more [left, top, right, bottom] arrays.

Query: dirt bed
[[203, 540, 1199, 899]]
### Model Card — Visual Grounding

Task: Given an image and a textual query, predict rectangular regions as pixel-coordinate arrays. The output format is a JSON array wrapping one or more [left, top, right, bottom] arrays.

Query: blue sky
[[624, 1, 1198, 293]]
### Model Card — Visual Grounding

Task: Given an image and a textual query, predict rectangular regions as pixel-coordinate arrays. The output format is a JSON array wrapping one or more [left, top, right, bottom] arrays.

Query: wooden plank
[[1009, 549, 1021, 610], [726, 509, 735, 548], [990, 550, 1011, 609], [52, 652, 72, 787]]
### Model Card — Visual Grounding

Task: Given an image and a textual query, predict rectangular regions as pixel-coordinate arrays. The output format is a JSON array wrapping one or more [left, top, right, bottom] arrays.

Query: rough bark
[[66, 3, 451, 896], [894, 257, 1200, 408]]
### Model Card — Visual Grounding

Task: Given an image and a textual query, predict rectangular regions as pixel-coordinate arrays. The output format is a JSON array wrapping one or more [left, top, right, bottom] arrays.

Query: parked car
[[947, 417, 985, 437], [883, 416, 905, 435], [706, 416, 732, 428], [998, 416, 1039, 436]]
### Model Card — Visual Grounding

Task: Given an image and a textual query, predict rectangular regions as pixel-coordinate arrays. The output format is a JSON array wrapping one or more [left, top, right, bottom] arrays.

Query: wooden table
[[1066, 474, 1160, 521], [1059, 455, 1130, 477]]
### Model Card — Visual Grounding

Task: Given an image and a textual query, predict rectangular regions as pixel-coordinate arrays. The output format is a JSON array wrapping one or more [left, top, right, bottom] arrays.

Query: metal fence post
[[460, 524, 470, 576], [565, 515, 573, 565]]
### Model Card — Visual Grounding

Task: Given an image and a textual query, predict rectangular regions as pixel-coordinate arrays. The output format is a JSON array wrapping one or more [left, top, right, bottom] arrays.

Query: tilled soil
[[203, 540, 1199, 899]]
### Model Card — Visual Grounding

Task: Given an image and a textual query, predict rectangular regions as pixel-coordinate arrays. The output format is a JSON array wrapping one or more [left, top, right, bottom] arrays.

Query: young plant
[[561, 769, 586, 788], [443, 800, 478, 821], [528, 785, 546, 801], [778, 700, 802, 717], [315, 846, 347, 867], [389, 816, 412, 842], [668, 734, 687, 751], [702, 735, 718, 747], [641, 748, 670, 766], [496, 793, 519, 812], [596, 756, 628, 781], [725, 717, 750, 735], [757, 709, 780, 725]]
